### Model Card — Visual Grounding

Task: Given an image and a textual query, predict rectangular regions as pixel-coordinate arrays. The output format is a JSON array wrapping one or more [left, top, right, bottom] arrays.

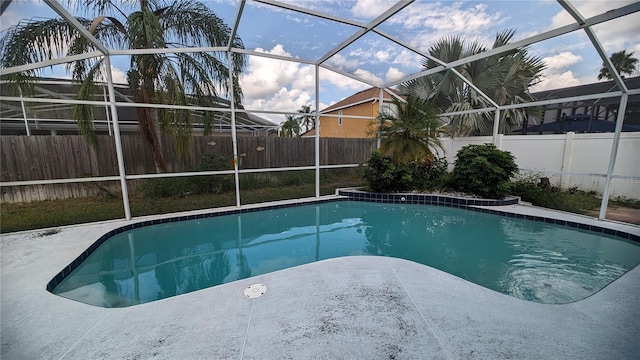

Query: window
[[338, 109, 342, 126]]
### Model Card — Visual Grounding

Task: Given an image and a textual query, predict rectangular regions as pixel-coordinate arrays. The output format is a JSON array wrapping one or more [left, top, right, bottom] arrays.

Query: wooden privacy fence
[[0, 135, 377, 203]]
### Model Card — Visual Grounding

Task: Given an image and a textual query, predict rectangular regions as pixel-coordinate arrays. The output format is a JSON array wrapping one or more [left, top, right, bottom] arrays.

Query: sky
[[1, 0, 639, 124]]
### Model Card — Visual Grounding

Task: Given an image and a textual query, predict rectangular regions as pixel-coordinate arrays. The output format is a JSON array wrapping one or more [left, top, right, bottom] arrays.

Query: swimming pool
[[50, 200, 640, 308]]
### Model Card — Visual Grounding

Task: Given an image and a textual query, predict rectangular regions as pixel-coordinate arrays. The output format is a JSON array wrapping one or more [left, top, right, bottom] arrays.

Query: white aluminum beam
[[228, 51, 241, 207], [318, 63, 379, 88], [109, 46, 228, 56], [438, 107, 497, 117], [253, 0, 365, 28], [317, 0, 414, 65], [374, 28, 443, 66], [386, 2, 640, 88], [315, 64, 320, 198], [557, 0, 628, 93], [43, 0, 108, 54], [228, 0, 246, 51], [500, 91, 625, 110], [104, 56, 131, 220], [233, 48, 316, 65], [599, 93, 629, 220], [18, 88, 31, 136], [0, 52, 103, 76], [0, 176, 121, 187]]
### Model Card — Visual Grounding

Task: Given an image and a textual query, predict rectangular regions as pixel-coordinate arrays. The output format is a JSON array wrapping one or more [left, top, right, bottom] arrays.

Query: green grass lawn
[[0, 172, 365, 233], [2, 170, 637, 233]]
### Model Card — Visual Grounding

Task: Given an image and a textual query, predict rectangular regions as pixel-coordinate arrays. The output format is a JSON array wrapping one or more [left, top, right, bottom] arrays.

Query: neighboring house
[[305, 87, 403, 138], [304, 78, 640, 138], [519, 76, 640, 134], [0, 78, 279, 136]]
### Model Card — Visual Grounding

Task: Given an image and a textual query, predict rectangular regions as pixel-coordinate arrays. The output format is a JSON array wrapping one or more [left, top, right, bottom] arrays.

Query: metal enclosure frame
[[0, 0, 638, 221]]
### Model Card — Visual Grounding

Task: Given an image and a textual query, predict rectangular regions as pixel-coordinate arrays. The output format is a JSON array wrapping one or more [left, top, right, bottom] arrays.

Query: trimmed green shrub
[[363, 150, 448, 192], [413, 157, 448, 190], [451, 143, 517, 199]]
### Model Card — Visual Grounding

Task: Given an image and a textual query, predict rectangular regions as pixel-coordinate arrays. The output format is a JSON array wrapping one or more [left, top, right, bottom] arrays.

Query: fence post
[[492, 109, 500, 146], [495, 133, 503, 150], [560, 131, 575, 188]]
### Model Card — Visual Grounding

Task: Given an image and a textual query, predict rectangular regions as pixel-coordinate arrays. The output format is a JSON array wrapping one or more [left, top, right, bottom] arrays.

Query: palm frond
[[378, 96, 444, 164], [409, 29, 546, 135], [3, 0, 247, 170], [156, 65, 192, 156], [157, 0, 247, 95], [72, 61, 105, 147], [1, 18, 85, 69]]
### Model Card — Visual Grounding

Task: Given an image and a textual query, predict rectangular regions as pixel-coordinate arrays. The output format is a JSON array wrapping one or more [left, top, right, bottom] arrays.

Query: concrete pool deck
[[1, 197, 639, 359]]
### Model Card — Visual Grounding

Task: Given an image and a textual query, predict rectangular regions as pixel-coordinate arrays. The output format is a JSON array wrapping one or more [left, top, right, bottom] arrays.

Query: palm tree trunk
[[135, 88, 167, 172]]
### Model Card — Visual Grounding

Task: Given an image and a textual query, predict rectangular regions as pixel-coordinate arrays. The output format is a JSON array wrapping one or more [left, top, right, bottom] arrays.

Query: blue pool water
[[52, 201, 640, 307]]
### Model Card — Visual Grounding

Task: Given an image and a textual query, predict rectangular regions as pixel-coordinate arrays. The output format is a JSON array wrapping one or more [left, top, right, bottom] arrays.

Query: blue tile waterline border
[[338, 189, 639, 243], [46, 192, 640, 293]]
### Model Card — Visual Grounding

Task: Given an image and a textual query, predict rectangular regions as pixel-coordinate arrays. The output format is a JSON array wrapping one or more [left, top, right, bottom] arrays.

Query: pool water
[[52, 201, 640, 307]]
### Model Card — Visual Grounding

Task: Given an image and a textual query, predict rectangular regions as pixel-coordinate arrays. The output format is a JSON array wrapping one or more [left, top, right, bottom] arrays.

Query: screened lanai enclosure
[[0, 0, 638, 223]]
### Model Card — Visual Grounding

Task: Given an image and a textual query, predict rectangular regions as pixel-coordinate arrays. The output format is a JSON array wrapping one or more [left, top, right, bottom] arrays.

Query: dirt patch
[[588, 207, 640, 225]]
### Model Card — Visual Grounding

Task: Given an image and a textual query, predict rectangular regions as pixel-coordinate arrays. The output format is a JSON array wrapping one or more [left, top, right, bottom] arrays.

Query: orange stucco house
[[304, 87, 403, 138]]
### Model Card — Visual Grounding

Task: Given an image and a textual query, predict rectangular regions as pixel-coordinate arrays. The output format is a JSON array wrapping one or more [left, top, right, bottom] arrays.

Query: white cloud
[[240, 45, 317, 121], [391, 2, 503, 50], [385, 67, 406, 83], [243, 87, 312, 123], [548, 1, 639, 52], [1, 0, 49, 31], [240, 44, 374, 123], [319, 68, 371, 91], [543, 51, 583, 70], [327, 53, 359, 71], [392, 49, 422, 69], [531, 70, 582, 92], [374, 50, 391, 62], [241, 45, 310, 100], [109, 66, 127, 84], [351, 0, 390, 19], [530, 51, 585, 91], [353, 69, 382, 85], [549, 1, 636, 28]]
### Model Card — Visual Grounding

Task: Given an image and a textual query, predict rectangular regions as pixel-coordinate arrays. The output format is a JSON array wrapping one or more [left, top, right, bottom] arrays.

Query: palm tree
[[377, 95, 445, 165], [403, 29, 545, 136], [598, 50, 638, 80], [0, 0, 246, 172], [297, 104, 315, 134], [279, 114, 300, 137]]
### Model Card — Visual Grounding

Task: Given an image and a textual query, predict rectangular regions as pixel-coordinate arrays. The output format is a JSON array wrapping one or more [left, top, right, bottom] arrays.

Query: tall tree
[[402, 29, 545, 136], [0, 0, 246, 172], [279, 114, 300, 137], [598, 50, 638, 80], [377, 95, 445, 165], [297, 104, 315, 134]]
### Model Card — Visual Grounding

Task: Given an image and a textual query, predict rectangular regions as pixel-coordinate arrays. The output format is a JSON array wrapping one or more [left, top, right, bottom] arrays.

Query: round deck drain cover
[[244, 283, 267, 298]]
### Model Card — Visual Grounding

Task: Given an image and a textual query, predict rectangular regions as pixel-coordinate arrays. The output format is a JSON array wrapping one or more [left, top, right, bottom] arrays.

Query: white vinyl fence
[[439, 132, 640, 200]]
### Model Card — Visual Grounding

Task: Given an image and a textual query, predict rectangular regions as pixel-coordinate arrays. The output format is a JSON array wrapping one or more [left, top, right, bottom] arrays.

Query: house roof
[[321, 87, 403, 114], [515, 115, 640, 133], [0, 77, 278, 135], [531, 76, 640, 106]]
